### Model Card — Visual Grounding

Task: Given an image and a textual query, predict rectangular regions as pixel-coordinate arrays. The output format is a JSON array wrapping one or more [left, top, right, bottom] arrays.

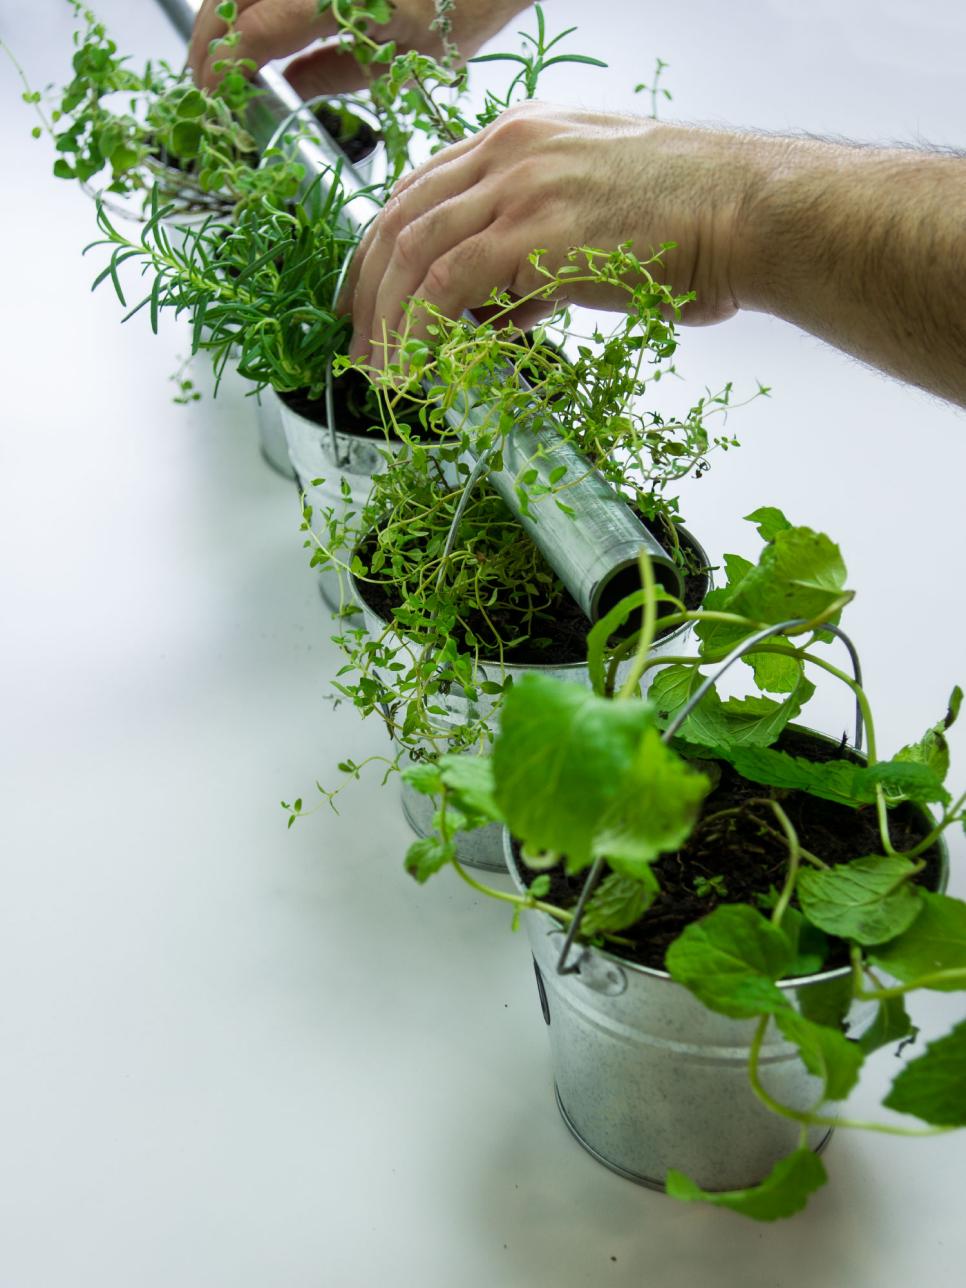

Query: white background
[[1, 2, 965, 1285]]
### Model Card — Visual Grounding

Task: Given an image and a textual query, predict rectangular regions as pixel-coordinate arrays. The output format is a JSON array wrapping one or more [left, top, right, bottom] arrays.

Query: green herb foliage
[[405, 514, 966, 1220], [13, 2, 310, 218], [304, 245, 755, 808]]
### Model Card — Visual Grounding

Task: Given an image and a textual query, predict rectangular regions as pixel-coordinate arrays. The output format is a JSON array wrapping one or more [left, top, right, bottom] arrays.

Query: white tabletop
[[2, 3, 965, 1285]]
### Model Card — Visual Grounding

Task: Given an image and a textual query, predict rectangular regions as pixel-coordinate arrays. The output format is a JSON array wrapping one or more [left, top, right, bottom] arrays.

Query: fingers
[[283, 43, 369, 98], [398, 225, 522, 352], [190, 0, 338, 91], [367, 188, 501, 364], [341, 146, 486, 342]]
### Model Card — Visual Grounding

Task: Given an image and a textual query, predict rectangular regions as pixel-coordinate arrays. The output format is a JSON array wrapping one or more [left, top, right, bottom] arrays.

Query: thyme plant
[[405, 510, 966, 1219], [294, 243, 757, 813]]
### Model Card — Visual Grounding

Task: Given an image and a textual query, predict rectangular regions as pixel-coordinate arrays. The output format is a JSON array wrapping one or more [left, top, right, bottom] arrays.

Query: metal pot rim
[[276, 388, 405, 445], [503, 723, 949, 990], [348, 521, 712, 670]]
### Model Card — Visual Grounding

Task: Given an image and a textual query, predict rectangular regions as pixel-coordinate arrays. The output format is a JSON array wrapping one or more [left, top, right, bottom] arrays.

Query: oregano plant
[[7, 2, 313, 219]]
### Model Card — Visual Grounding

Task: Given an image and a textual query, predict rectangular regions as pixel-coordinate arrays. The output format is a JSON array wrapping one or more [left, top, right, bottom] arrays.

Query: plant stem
[[746, 1017, 952, 1136], [618, 551, 658, 700], [448, 854, 574, 925], [853, 969, 966, 1000], [767, 801, 801, 929], [904, 789, 966, 859]]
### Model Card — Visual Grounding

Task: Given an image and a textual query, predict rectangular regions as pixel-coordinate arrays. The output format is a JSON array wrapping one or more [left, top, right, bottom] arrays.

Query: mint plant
[[403, 510, 966, 1219]]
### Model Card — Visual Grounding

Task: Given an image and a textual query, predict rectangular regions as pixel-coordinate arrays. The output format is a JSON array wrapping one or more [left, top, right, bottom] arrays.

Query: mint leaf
[[661, 677, 730, 746], [404, 835, 455, 883], [654, 671, 814, 750], [753, 525, 848, 612], [580, 871, 658, 937], [798, 971, 853, 1031], [691, 584, 755, 656], [666, 1148, 827, 1221], [869, 892, 966, 990], [402, 761, 444, 796], [493, 675, 655, 868], [709, 746, 947, 809], [713, 746, 866, 806], [744, 505, 792, 543], [883, 1019, 966, 1126], [782, 907, 829, 976], [723, 552, 754, 583], [857, 996, 916, 1057], [592, 727, 709, 878], [716, 677, 815, 748], [436, 754, 502, 823], [698, 523, 850, 654], [797, 856, 923, 945], [649, 663, 699, 718], [895, 686, 963, 787], [865, 758, 950, 806], [666, 905, 795, 1018], [775, 1011, 864, 1100], [747, 649, 803, 695]]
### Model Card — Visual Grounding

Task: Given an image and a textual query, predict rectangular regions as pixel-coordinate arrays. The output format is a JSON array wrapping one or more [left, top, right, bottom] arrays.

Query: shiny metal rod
[[155, 0, 683, 619]]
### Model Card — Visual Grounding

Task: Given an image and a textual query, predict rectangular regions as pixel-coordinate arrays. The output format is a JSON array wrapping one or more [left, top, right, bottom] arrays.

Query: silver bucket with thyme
[[256, 388, 296, 479], [503, 787, 948, 1192], [352, 526, 711, 872], [281, 389, 403, 612]]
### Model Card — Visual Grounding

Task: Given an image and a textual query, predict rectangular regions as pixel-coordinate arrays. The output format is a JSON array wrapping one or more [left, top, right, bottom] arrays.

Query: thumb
[[284, 43, 371, 98]]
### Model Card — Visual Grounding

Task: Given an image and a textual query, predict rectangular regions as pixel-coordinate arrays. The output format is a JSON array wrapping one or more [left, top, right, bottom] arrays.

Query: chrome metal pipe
[[155, 0, 683, 619]]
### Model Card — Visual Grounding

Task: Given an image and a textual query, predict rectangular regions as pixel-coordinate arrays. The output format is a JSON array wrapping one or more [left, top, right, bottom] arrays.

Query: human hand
[[343, 101, 768, 366], [189, 0, 532, 97]]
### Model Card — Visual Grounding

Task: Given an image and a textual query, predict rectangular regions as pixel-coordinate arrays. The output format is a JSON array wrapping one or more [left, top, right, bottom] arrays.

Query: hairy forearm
[[737, 137, 966, 406]]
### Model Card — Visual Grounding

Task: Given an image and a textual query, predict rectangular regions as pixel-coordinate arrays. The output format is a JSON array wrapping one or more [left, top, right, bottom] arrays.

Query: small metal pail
[[504, 792, 947, 1191], [281, 395, 397, 612], [257, 388, 296, 479]]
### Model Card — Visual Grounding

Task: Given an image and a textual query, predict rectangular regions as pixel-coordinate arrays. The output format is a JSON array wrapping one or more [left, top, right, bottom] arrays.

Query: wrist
[[622, 122, 779, 324], [717, 133, 807, 317]]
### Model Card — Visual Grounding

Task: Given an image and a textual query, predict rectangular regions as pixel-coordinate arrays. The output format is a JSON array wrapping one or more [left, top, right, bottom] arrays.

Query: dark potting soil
[[520, 726, 944, 973], [312, 105, 380, 165], [357, 519, 709, 667], [278, 371, 426, 440]]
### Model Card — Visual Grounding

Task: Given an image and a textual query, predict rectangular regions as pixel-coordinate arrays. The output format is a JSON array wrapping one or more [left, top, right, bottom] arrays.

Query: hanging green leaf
[[745, 505, 793, 543], [404, 835, 456, 883], [894, 686, 963, 787], [857, 996, 916, 1057], [493, 674, 655, 869], [666, 1148, 827, 1221], [775, 1010, 864, 1100], [869, 892, 966, 990], [883, 1019, 966, 1126]]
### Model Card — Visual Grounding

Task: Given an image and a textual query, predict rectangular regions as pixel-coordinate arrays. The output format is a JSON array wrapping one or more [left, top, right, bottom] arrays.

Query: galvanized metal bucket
[[353, 526, 710, 872], [503, 779, 948, 1192], [256, 388, 296, 479], [281, 395, 398, 612]]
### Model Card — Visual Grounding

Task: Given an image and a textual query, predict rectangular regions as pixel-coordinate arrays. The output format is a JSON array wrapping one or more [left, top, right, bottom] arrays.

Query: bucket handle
[[554, 617, 865, 975]]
